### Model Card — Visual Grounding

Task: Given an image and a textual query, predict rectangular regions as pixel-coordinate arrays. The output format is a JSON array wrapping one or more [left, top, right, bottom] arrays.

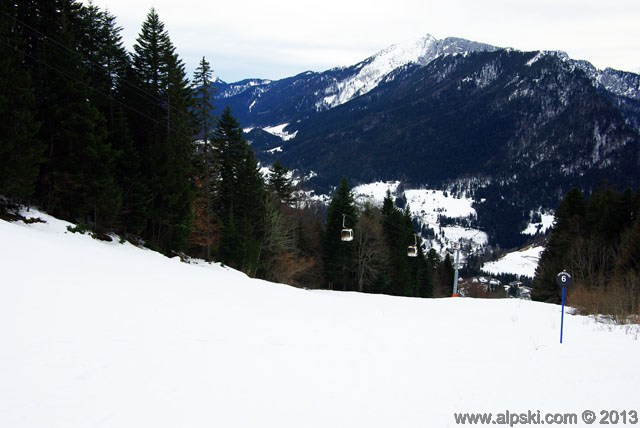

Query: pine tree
[[379, 191, 414, 296], [190, 57, 217, 259], [532, 188, 585, 303], [13, 0, 120, 227], [192, 56, 216, 141], [0, 2, 43, 200], [213, 107, 243, 218], [615, 215, 640, 276], [77, 4, 129, 120], [111, 107, 151, 236], [584, 185, 625, 246], [322, 177, 358, 291], [267, 160, 295, 205], [436, 253, 455, 297], [213, 107, 265, 274], [128, 8, 196, 251], [72, 4, 151, 234], [413, 244, 433, 298], [236, 145, 266, 274]]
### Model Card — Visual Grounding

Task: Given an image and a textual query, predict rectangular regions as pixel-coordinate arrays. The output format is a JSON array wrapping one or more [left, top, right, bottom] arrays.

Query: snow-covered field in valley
[[1, 211, 638, 428], [482, 246, 546, 278]]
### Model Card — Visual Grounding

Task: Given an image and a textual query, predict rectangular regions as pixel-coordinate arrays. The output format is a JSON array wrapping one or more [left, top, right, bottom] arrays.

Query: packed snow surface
[[482, 245, 546, 278], [1, 211, 638, 428]]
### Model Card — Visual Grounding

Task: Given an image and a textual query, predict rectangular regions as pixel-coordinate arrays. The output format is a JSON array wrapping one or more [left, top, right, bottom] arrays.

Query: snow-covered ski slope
[[1, 211, 638, 428]]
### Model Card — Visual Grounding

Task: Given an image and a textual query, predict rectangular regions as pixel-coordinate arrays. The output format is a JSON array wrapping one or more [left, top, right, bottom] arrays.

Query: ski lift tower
[[452, 242, 460, 297]]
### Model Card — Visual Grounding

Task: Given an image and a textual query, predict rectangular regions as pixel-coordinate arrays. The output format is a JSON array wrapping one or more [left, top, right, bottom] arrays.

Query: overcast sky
[[88, 0, 640, 82]]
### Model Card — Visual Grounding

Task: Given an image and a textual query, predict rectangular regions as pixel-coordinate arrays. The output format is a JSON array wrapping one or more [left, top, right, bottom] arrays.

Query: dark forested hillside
[[276, 51, 639, 191]]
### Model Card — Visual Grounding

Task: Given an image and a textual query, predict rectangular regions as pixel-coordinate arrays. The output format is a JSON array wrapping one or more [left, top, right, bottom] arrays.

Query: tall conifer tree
[[214, 107, 265, 274], [267, 161, 295, 205], [128, 8, 195, 251], [190, 56, 217, 259], [0, 1, 43, 200], [532, 188, 586, 303], [379, 191, 414, 295], [322, 177, 358, 291], [12, 0, 118, 226]]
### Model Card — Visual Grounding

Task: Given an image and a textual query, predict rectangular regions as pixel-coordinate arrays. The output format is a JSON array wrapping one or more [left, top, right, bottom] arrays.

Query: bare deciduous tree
[[354, 207, 388, 293]]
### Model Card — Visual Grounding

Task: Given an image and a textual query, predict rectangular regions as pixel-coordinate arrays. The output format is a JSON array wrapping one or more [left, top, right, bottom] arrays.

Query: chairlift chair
[[341, 214, 354, 242], [341, 228, 354, 242], [407, 234, 418, 257]]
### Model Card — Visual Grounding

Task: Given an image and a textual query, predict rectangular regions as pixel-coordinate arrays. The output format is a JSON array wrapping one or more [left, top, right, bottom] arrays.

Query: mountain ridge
[[212, 34, 640, 247], [213, 34, 640, 131]]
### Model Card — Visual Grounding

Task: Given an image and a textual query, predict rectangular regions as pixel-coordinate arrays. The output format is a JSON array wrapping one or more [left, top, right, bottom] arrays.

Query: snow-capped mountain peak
[[317, 34, 498, 110]]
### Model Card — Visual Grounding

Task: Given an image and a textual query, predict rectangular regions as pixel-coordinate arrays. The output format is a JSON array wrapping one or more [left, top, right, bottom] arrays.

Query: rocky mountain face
[[212, 35, 640, 247]]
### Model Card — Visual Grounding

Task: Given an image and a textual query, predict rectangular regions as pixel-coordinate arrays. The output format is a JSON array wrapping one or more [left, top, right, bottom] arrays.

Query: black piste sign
[[556, 271, 573, 288]]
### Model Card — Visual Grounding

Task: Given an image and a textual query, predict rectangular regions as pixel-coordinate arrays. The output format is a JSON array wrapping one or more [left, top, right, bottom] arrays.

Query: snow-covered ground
[[404, 188, 488, 253], [405, 188, 476, 220], [353, 180, 401, 206], [262, 123, 298, 141], [522, 211, 555, 236], [482, 245, 546, 278], [1, 211, 638, 428], [352, 183, 488, 254]]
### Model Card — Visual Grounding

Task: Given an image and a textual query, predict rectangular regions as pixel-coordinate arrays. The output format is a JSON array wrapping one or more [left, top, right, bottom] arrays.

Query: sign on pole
[[556, 271, 573, 288], [556, 271, 573, 344]]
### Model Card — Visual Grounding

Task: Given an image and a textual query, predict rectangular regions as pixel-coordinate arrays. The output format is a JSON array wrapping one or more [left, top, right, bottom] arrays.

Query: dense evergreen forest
[[0, 0, 456, 296], [533, 186, 640, 320]]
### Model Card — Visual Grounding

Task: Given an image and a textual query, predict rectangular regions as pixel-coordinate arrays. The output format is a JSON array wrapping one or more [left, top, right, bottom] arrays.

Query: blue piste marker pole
[[556, 271, 572, 345], [560, 286, 566, 344]]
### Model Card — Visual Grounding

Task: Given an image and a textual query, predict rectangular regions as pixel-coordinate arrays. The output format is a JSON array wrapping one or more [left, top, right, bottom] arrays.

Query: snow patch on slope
[[353, 181, 401, 205], [263, 124, 298, 141], [522, 212, 555, 236], [218, 79, 272, 98]]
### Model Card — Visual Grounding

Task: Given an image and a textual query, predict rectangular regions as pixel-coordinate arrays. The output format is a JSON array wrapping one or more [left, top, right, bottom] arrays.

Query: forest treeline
[[0, 0, 457, 296], [533, 186, 640, 320]]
